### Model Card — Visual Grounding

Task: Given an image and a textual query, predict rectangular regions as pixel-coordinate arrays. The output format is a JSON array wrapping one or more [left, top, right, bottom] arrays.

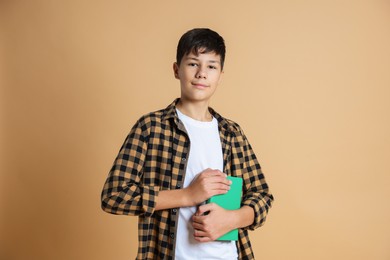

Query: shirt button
[[181, 157, 186, 162], [172, 208, 177, 213], [170, 232, 175, 239], [176, 184, 181, 188]]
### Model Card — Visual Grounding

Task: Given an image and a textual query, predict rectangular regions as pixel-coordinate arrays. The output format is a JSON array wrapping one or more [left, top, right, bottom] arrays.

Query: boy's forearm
[[155, 169, 231, 211], [155, 188, 194, 211], [231, 205, 255, 229]]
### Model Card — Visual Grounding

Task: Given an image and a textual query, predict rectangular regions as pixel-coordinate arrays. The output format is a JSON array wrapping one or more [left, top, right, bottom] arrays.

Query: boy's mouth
[[192, 82, 208, 88]]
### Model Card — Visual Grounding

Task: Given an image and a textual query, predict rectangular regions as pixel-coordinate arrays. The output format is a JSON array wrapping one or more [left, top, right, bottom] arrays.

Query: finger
[[192, 215, 203, 224], [192, 222, 205, 231], [194, 229, 209, 237], [209, 175, 231, 185], [207, 182, 230, 195], [210, 170, 226, 177], [212, 188, 230, 196], [199, 168, 213, 176], [197, 203, 216, 215], [211, 182, 231, 190], [202, 169, 225, 177], [194, 235, 212, 243]]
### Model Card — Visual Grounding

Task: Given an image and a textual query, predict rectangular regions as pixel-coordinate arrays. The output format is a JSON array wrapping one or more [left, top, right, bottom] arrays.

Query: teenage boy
[[101, 28, 274, 260]]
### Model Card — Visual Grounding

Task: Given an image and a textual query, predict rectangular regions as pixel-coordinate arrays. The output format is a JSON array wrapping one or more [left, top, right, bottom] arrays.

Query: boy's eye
[[188, 63, 198, 67], [208, 65, 217, 69]]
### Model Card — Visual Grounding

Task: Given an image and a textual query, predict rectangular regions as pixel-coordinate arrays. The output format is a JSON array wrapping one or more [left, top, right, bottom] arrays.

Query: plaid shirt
[[101, 99, 274, 260]]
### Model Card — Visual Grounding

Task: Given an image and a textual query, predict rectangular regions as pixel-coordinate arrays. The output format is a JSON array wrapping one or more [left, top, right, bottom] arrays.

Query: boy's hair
[[176, 28, 226, 69]]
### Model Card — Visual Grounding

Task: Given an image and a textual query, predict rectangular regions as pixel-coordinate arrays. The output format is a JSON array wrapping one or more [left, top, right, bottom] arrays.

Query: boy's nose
[[195, 68, 207, 79]]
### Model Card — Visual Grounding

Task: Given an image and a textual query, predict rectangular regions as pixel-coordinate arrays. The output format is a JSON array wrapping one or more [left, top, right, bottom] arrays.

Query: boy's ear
[[173, 62, 180, 79]]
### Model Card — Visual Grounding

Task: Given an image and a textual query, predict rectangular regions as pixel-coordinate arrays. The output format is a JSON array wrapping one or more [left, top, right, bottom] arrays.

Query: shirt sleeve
[[236, 127, 274, 230], [101, 119, 159, 217]]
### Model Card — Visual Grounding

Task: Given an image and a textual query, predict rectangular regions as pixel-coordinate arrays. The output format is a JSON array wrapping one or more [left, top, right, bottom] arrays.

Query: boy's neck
[[176, 98, 213, 122]]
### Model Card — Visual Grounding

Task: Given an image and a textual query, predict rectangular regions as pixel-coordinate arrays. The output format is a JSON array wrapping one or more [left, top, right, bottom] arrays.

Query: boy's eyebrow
[[185, 56, 221, 64]]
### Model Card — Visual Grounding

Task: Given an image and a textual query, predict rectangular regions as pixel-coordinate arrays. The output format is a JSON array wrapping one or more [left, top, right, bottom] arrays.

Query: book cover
[[207, 176, 243, 241]]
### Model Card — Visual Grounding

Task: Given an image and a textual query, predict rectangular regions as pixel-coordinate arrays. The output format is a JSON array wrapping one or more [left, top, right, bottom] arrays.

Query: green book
[[207, 176, 243, 241]]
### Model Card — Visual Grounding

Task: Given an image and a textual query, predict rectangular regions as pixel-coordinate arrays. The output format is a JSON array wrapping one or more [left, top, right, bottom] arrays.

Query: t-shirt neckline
[[176, 108, 217, 128]]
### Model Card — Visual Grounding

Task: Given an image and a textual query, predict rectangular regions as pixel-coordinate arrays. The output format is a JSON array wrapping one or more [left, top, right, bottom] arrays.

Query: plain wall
[[1, 1, 390, 259]]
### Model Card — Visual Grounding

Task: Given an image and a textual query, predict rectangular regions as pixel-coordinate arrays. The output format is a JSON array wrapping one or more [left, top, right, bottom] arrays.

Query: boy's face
[[173, 50, 223, 104]]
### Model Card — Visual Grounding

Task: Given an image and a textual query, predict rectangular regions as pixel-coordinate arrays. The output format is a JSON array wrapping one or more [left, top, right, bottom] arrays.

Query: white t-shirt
[[175, 108, 238, 260]]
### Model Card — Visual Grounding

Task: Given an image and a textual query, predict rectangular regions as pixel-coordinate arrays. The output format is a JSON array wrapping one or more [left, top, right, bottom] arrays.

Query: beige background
[[1, 1, 390, 259]]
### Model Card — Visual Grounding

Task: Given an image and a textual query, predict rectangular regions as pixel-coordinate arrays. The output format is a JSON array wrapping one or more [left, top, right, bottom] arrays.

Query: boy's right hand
[[185, 168, 232, 206]]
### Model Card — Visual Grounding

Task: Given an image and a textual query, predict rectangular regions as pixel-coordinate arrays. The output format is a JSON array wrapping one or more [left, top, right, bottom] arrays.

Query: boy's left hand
[[191, 203, 236, 242]]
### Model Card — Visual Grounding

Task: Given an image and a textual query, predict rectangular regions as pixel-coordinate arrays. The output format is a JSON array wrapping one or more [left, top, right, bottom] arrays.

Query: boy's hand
[[191, 203, 235, 242], [185, 168, 231, 205]]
